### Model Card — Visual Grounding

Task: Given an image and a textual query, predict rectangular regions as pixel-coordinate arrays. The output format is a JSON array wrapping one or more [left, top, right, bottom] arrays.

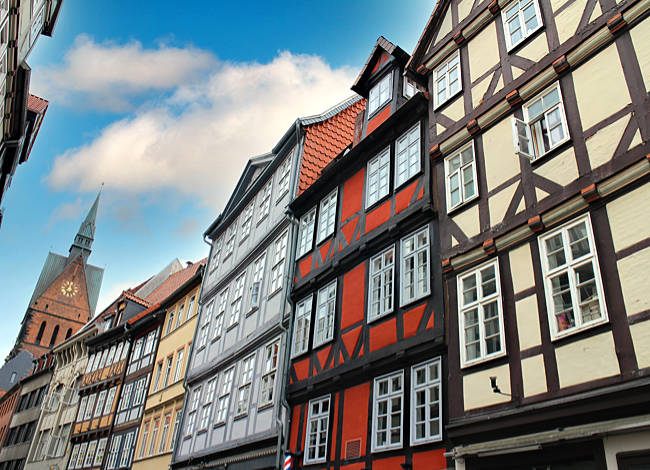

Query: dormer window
[[368, 73, 392, 116], [403, 77, 418, 99]]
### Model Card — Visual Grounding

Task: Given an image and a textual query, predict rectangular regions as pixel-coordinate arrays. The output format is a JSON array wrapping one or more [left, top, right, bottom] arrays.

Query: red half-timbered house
[[407, 0, 650, 466], [286, 38, 448, 470]]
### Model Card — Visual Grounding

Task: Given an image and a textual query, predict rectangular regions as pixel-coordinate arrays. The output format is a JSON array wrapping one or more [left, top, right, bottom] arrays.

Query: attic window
[[368, 73, 392, 116]]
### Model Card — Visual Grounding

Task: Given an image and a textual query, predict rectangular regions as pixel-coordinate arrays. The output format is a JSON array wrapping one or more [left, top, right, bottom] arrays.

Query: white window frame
[[75, 442, 88, 469], [184, 387, 201, 436], [235, 354, 255, 416], [269, 231, 288, 295], [314, 281, 336, 348], [292, 295, 313, 358], [215, 367, 234, 425], [138, 421, 150, 459], [260, 339, 280, 406], [457, 259, 506, 367], [258, 181, 272, 222], [372, 370, 404, 452], [366, 147, 391, 208], [502, 0, 543, 51], [249, 252, 266, 310], [84, 393, 96, 420], [68, 444, 80, 470], [368, 245, 395, 322], [94, 437, 108, 466], [105, 435, 121, 470], [84, 440, 97, 467], [158, 413, 171, 454], [317, 189, 338, 244], [368, 73, 392, 116], [445, 141, 478, 212], [276, 153, 292, 201], [103, 387, 117, 416], [304, 395, 330, 465], [297, 207, 316, 258], [223, 225, 236, 260], [119, 431, 135, 468], [228, 272, 246, 327], [93, 389, 107, 418], [403, 76, 418, 99], [240, 202, 254, 242], [538, 214, 607, 340], [433, 51, 462, 109], [512, 82, 569, 161], [213, 289, 228, 339], [148, 417, 159, 456], [209, 237, 222, 274], [197, 305, 211, 350], [400, 226, 431, 306], [199, 379, 216, 431], [410, 357, 442, 445], [395, 122, 421, 188], [173, 348, 185, 383]]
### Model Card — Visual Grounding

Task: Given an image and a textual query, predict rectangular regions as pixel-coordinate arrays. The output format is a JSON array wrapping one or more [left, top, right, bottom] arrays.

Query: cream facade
[[132, 273, 202, 470]]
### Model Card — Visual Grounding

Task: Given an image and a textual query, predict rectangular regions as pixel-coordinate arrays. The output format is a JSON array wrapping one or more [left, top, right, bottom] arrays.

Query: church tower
[[6, 192, 105, 361]]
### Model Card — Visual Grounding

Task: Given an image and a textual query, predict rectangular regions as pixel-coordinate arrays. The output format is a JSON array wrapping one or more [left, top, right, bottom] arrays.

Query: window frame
[[303, 395, 331, 465], [215, 367, 234, 426], [276, 152, 292, 202], [368, 245, 395, 323], [371, 370, 404, 453], [368, 72, 392, 116], [538, 214, 608, 340], [235, 353, 256, 417], [240, 202, 254, 243], [445, 141, 479, 212], [258, 180, 272, 223], [249, 252, 267, 311], [269, 231, 288, 296], [228, 272, 246, 327], [260, 338, 280, 406], [366, 147, 391, 209], [316, 189, 338, 244], [400, 226, 431, 307], [213, 288, 228, 340], [457, 259, 507, 368], [291, 295, 313, 358], [297, 207, 316, 258], [502, 0, 544, 51], [313, 280, 337, 348], [433, 50, 462, 109], [395, 122, 422, 189], [410, 357, 442, 445]]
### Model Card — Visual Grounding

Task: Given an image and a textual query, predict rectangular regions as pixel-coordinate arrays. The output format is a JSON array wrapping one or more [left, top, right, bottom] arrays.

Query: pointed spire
[[69, 186, 102, 261]]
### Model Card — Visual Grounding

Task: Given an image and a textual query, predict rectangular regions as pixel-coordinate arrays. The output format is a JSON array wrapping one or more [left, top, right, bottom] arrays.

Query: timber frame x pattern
[[407, 0, 650, 464]]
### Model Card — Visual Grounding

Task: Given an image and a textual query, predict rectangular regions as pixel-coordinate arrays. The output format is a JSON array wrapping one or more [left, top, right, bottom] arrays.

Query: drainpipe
[[275, 120, 303, 469]]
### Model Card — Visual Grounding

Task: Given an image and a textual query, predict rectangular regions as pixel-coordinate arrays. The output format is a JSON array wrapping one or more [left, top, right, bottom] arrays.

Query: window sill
[[290, 350, 308, 361], [267, 288, 283, 301], [371, 444, 403, 454], [433, 88, 463, 112], [550, 317, 609, 343], [210, 334, 222, 344], [365, 191, 392, 212], [239, 235, 250, 246], [245, 306, 259, 317], [213, 421, 226, 428], [399, 291, 431, 310], [460, 350, 507, 370], [256, 214, 269, 226], [505, 25, 545, 55], [367, 310, 394, 325], [395, 168, 423, 193], [312, 337, 333, 350], [528, 138, 572, 167], [447, 193, 480, 217], [257, 402, 273, 412], [275, 190, 288, 205], [295, 248, 313, 263], [234, 412, 248, 421], [303, 458, 327, 466], [315, 234, 334, 250], [226, 322, 238, 332], [411, 435, 443, 447], [367, 100, 391, 120]]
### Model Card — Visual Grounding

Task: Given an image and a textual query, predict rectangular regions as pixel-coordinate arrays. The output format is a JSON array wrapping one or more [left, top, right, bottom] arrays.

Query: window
[[434, 51, 461, 109], [106, 435, 121, 470], [249, 253, 266, 310], [223, 226, 236, 260], [94, 438, 107, 466], [260, 339, 280, 405], [317, 190, 337, 243], [213, 289, 228, 340], [75, 442, 88, 469], [404, 76, 418, 99], [513, 82, 568, 160], [121, 341, 130, 361], [184, 387, 201, 436], [163, 356, 173, 388], [292, 295, 313, 358], [199, 379, 216, 430], [106, 345, 116, 365], [99, 348, 108, 369], [396, 122, 421, 187], [158, 414, 171, 453], [269, 231, 288, 294], [277, 153, 292, 200], [297, 208, 316, 258], [197, 305, 211, 349], [458, 260, 505, 366], [502, 0, 543, 50], [175, 303, 185, 329], [539, 215, 606, 339], [56, 424, 71, 457], [258, 181, 272, 222], [236, 354, 255, 416], [84, 393, 96, 420], [119, 431, 135, 468], [167, 308, 176, 334], [173, 348, 185, 382], [103, 387, 117, 415], [401, 227, 430, 305], [170, 412, 180, 451], [187, 296, 196, 318], [304, 395, 330, 464], [372, 371, 403, 452], [445, 141, 478, 211], [209, 237, 222, 274], [240, 202, 254, 242], [94, 390, 107, 418], [411, 358, 442, 445], [138, 421, 150, 458], [229, 273, 246, 327], [366, 147, 390, 208], [148, 418, 159, 455], [68, 445, 80, 470], [368, 73, 392, 115], [314, 281, 336, 347], [84, 440, 97, 467], [153, 362, 163, 391], [368, 246, 395, 322], [215, 367, 234, 425], [118, 384, 133, 413], [85, 354, 95, 373], [115, 342, 124, 364]]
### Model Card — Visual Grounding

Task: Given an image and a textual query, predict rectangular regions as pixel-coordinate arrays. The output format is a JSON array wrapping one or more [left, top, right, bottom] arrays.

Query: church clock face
[[61, 280, 79, 297]]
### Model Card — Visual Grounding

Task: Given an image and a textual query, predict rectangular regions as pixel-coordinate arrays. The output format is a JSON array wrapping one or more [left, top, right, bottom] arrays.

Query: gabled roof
[[351, 36, 410, 97], [145, 259, 206, 305], [133, 258, 184, 299], [298, 96, 366, 195], [220, 153, 274, 221], [406, 0, 449, 74]]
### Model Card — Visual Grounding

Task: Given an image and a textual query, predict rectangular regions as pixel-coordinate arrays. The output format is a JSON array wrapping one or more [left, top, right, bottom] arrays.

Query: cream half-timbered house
[[407, 0, 650, 466]]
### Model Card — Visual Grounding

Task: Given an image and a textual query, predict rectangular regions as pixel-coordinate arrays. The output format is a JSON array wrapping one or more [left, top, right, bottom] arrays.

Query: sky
[[0, 0, 433, 360]]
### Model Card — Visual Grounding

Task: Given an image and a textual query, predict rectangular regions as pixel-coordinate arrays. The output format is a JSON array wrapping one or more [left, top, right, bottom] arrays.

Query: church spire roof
[[70, 188, 101, 260]]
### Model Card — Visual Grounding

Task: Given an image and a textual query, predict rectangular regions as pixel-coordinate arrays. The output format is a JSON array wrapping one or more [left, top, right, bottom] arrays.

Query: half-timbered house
[[407, 0, 650, 466], [171, 96, 363, 470], [285, 38, 448, 470]]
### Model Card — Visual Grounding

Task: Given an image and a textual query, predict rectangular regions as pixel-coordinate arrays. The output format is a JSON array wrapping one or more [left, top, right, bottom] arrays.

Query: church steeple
[[69, 189, 101, 262]]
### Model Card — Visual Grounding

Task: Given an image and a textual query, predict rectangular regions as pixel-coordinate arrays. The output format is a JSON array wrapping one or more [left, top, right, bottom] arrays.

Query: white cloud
[[46, 197, 85, 230], [31, 35, 216, 111], [46, 44, 358, 209]]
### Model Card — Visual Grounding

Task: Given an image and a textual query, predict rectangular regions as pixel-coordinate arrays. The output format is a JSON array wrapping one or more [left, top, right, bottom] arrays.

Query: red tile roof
[[144, 258, 206, 305], [27, 94, 49, 114], [121, 290, 152, 308], [298, 99, 366, 195]]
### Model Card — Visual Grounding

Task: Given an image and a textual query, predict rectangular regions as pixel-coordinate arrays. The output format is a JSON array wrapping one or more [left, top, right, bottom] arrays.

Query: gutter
[[274, 119, 303, 470]]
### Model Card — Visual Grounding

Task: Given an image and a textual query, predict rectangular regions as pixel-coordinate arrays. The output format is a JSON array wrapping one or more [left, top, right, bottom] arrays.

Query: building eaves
[[406, 0, 448, 74], [351, 36, 410, 96]]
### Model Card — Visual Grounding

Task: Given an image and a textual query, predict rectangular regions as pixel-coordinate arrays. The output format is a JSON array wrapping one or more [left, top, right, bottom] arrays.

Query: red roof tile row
[[298, 99, 367, 195], [27, 94, 49, 114]]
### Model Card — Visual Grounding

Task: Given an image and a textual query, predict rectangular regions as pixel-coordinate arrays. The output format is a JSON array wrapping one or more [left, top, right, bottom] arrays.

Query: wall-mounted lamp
[[490, 376, 511, 397]]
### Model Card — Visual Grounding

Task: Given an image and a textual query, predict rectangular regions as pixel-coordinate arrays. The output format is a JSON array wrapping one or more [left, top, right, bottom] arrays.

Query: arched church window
[[49, 325, 59, 347], [66, 328, 72, 339], [36, 321, 47, 344]]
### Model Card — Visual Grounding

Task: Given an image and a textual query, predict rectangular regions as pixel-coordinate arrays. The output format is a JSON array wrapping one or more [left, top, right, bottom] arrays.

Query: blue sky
[[0, 0, 432, 359]]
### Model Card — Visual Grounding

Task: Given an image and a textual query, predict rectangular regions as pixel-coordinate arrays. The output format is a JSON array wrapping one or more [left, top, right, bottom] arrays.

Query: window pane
[[545, 234, 566, 269]]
